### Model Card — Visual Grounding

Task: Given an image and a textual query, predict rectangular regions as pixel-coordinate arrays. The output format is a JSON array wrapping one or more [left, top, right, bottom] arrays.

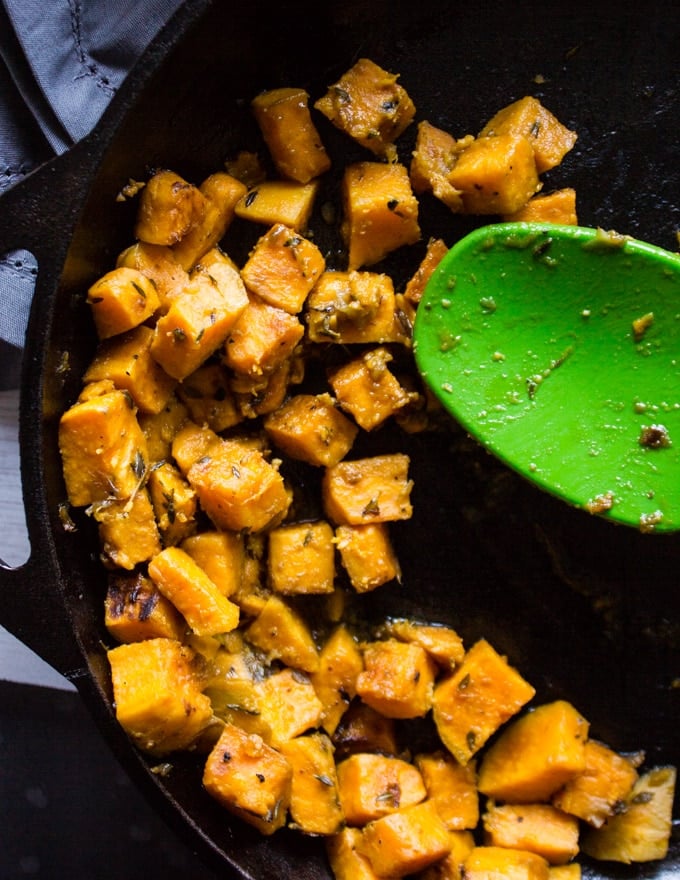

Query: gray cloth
[[0, 0, 185, 350]]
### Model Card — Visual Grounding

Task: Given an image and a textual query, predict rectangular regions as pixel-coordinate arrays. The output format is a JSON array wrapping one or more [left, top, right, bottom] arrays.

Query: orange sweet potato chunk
[[482, 802, 580, 865], [87, 266, 160, 339], [264, 392, 358, 467], [503, 188, 578, 225], [415, 750, 479, 831], [105, 570, 186, 643], [336, 752, 426, 825], [410, 120, 474, 212], [223, 292, 305, 377], [463, 845, 550, 880], [322, 453, 413, 525], [134, 169, 206, 246], [335, 522, 402, 592], [356, 638, 436, 719]]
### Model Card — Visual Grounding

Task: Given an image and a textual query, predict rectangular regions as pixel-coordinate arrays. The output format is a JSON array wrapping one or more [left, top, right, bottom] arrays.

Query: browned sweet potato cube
[[384, 619, 465, 671], [447, 133, 540, 215], [181, 530, 245, 598], [267, 520, 336, 595], [147, 460, 197, 546], [135, 169, 206, 246], [187, 439, 291, 532], [171, 172, 247, 270], [255, 667, 324, 747], [403, 236, 450, 305], [245, 594, 320, 673], [311, 624, 364, 735], [410, 120, 474, 212], [240, 223, 326, 314], [432, 638, 536, 766], [336, 752, 426, 825], [105, 570, 186, 643], [356, 638, 436, 719], [332, 701, 398, 760], [329, 346, 416, 430], [59, 388, 149, 507], [415, 751, 479, 831], [252, 87, 331, 183], [223, 292, 305, 378], [335, 523, 401, 592], [502, 188, 578, 225], [116, 242, 189, 313], [94, 488, 162, 570], [463, 846, 550, 880], [418, 830, 476, 880], [482, 802, 580, 865], [108, 637, 212, 756], [87, 267, 160, 339], [231, 354, 302, 419], [150, 254, 248, 380], [138, 394, 188, 463], [234, 179, 320, 231], [322, 453, 413, 525], [326, 827, 383, 880], [148, 546, 240, 636], [477, 700, 589, 803], [83, 325, 176, 415], [314, 57, 416, 161], [280, 732, 344, 835], [177, 362, 243, 433], [342, 161, 420, 269], [264, 393, 358, 467], [171, 419, 221, 473], [203, 722, 292, 835], [480, 96, 577, 174]]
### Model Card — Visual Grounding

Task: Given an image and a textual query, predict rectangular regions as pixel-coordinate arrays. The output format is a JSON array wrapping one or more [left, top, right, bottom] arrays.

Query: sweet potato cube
[[548, 866, 581, 880], [447, 134, 540, 215], [403, 236, 450, 305], [314, 57, 416, 161], [245, 595, 320, 673], [463, 846, 550, 880], [410, 120, 474, 212], [203, 722, 292, 835], [385, 619, 465, 671], [356, 638, 436, 719], [187, 441, 290, 533], [59, 388, 149, 507], [116, 241, 189, 312], [336, 753, 426, 825], [322, 453, 413, 525], [415, 751, 479, 831], [329, 346, 415, 430], [255, 668, 324, 747], [148, 546, 240, 636], [552, 739, 639, 828], [327, 827, 384, 880], [477, 700, 589, 802], [252, 87, 331, 183], [108, 637, 212, 756], [482, 803, 580, 865], [264, 393, 358, 467], [241, 223, 325, 314], [279, 732, 344, 835], [138, 394, 188, 463], [342, 161, 420, 269], [432, 638, 536, 766], [268, 520, 336, 595], [171, 171, 247, 270], [335, 522, 401, 592], [94, 488, 162, 570], [177, 362, 242, 433], [418, 830, 476, 880], [223, 292, 305, 378], [147, 460, 197, 546], [357, 799, 452, 876], [84, 325, 176, 415], [306, 270, 406, 345], [150, 257, 248, 380], [181, 530, 245, 598], [503, 188, 578, 225], [105, 570, 186, 643], [134, 169, 206, 246], [480, 96, 578, 174], [311, 624, 364, 735], [87, 266, 160, 339], [171, 420, 221, 473], [332, 701, 398, 760], [234, 179, 320, 231]]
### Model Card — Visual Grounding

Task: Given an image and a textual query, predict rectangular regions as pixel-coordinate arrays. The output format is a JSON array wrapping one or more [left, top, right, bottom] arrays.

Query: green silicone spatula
[[413, 222, 680, 532]]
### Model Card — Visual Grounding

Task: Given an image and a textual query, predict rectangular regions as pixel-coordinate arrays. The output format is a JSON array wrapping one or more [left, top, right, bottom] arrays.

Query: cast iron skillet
[[0, 1, 678, 877]]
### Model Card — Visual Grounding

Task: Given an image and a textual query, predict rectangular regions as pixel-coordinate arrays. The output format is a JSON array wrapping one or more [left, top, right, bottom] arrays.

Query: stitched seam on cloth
[[67, 0, 115, 97]]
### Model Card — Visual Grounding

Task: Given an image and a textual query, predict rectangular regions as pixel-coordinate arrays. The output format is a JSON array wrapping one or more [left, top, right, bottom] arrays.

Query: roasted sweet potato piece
[[403, 236, 450, 305], [176, 362, 243, 433], [245, 594, 320, 673], [311, 624, 364, 735], [418, 829, 476, 880], [356, 638, 436, 719], [255, 668, 325, 747], [203, 722, 292, 835], [463, 845, 550, 880], [180, 530, 245, 598], [267, 520, 336, 595], [410, 120, 474, 212], [383, 619, 465, 671], [264, 392, 358, 467], [336, 752, 426, 825], [234, 179, 320, 231], [335, 522, 401, 592], [138, 394, 188, 463], [223, 291, 305, 378], [116, 241, 189, 313], [147, 460, 197, 546], [280, 732, 344, 835], [357, 799, 452, 876], [87, 266, 160, 339], [415, 751, 479, 831], [502, 188, 578, 225], [252, 87, 331, 183], [105, 570, 186, 643], [314, 57, 416, 161], [94, 488, 162, 570], [482, 802, 580, 865], [326, 827, 383, 880], [342, 161, 420, 269], [135, 169, 206, 246], [432, 638, 535, 766], [331, 700, 398, 760], [108, 637, 212, 756], [477, 700, 589, 802], [322, 453, 413, 525], [170, 419, 221, 473]]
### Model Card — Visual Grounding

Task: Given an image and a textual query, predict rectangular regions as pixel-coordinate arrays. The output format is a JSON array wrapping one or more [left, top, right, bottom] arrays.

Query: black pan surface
[[0, 2, 678, 878]]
